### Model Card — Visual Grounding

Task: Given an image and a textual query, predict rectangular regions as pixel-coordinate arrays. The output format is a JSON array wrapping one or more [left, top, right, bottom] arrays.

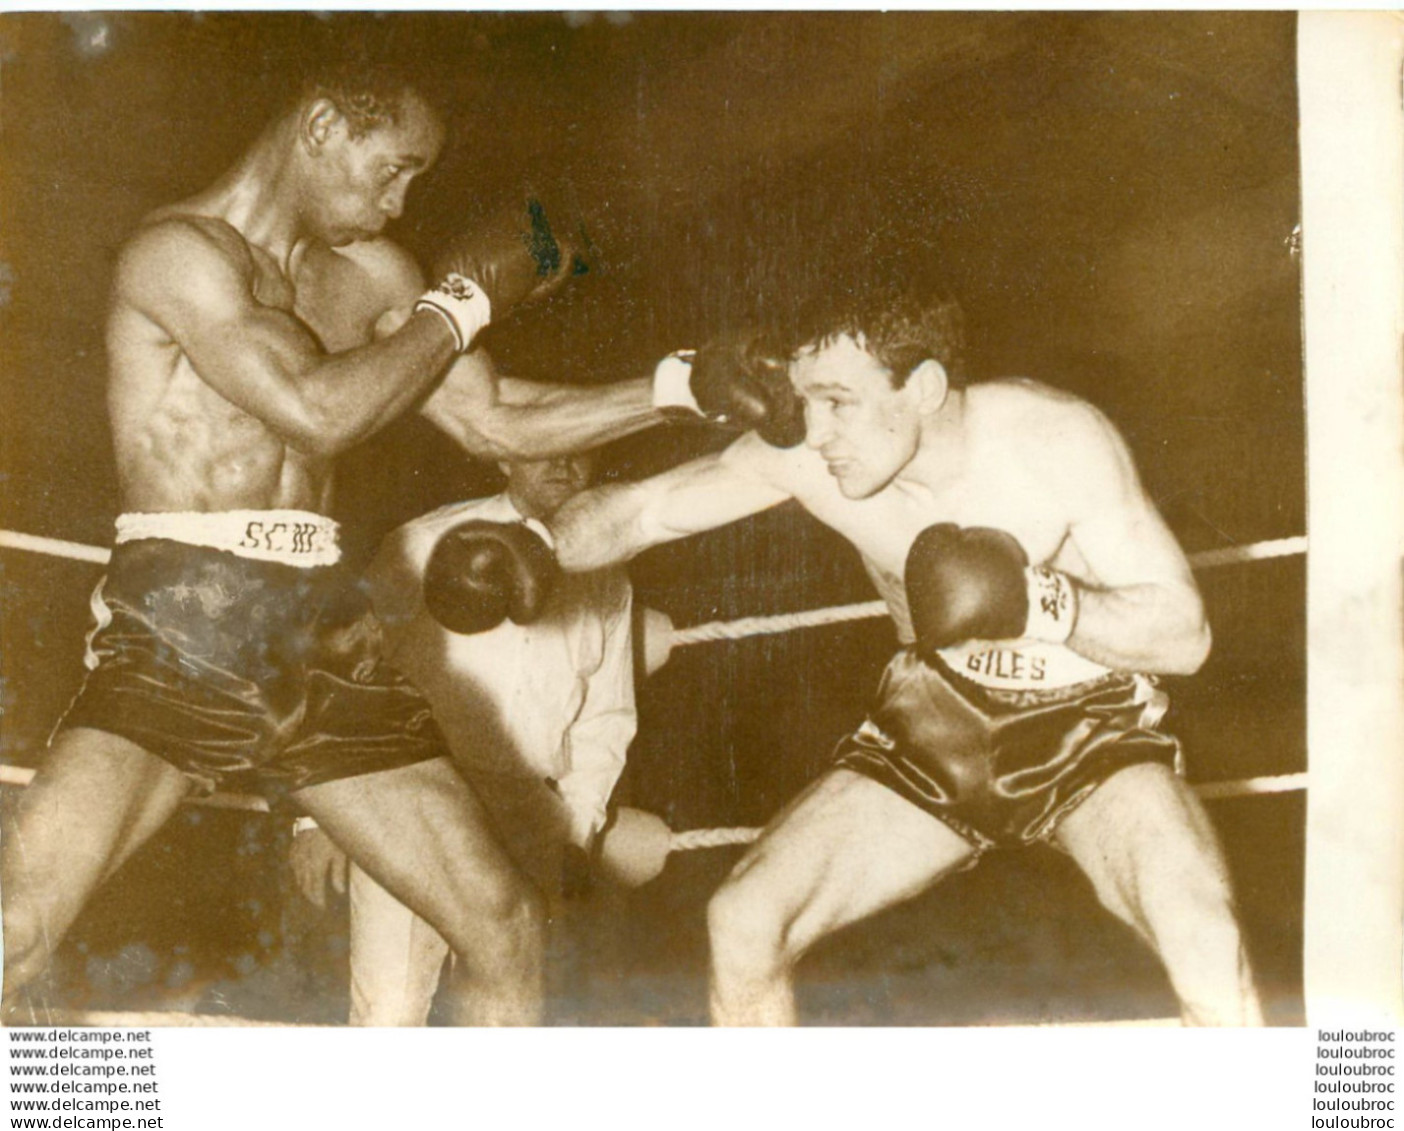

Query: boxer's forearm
[[286, 312, 461, 456], [491, 376, 664, 456], [421, 371, 663, 461], [553, 447, 792, 571], [1067, 581, 1211, 675]]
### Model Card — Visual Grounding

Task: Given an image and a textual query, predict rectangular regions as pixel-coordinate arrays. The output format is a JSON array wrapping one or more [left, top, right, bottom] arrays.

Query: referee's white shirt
[[365, 492, 636, 848]]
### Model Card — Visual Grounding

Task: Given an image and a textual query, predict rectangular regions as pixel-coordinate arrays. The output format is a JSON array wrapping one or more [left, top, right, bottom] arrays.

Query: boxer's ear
[[909, 358, 949, 412], [302, 98, 341, 154]]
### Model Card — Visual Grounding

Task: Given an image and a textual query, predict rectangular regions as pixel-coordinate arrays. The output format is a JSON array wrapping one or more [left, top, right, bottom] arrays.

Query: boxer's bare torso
[[99, 86, 461, 518], [107, 210, 421, 514]]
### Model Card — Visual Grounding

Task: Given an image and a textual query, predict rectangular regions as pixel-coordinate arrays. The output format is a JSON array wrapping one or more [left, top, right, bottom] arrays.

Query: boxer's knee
[[1147, 870, 1260, 1024], [707, 869, 797, 980], [1143, 855, 1242, 952], [443, 867, 546, 970], [2, 896, 55, 996], [491, 879, 547, 956]]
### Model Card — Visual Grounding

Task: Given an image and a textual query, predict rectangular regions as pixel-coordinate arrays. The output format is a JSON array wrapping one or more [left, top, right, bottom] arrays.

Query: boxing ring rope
[[0, 529, 114, 566], [665, 534, 1308, 649], [0, 527, 1310, 822]]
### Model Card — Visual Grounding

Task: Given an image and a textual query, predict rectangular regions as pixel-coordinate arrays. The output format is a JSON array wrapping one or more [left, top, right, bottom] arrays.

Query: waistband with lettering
[[114, 510, 341, 568], [937, 639, 1112, 691]]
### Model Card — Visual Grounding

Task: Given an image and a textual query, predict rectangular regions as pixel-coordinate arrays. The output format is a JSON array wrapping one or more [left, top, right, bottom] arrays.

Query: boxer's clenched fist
[[416, 196, 592, 351], [906, 523, 1079, 651], [652, 335, 806, 448], [423, 518, 559, 634]]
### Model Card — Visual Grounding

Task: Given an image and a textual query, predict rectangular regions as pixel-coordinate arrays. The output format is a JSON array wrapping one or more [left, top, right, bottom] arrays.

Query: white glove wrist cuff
[[1024, 566, 1078, 644], [652, 352, 702, 413], [292, 816, 320, 835], [416, 273, 493, 353]]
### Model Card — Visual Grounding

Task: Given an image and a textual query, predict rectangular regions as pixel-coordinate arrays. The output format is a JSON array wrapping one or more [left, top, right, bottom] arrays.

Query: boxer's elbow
[[1163, 600, 1212, 675], [277, 407, 344, 459], [284, 408, 364, 459], [554, 488, 652, 572], [1169, 620, 1212, 675], [1078, 581, 1210, 675], [551, 510, 613, 573], [555, 523, 639, 573], [277, 376, 385, 457], [449, 407, 542, 463]]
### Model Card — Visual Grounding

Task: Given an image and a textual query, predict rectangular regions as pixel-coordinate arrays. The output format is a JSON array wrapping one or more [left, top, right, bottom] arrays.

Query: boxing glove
[[422, 519, 558, 634], [652, 335, 806, 448], [905, 524, 1078, 651], [416, 197, 592, 352]]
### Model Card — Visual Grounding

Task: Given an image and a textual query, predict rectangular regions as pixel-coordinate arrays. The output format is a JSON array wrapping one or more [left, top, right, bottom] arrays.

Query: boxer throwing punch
[[451, 287, 1264, 1026], [0, 57, 742, 1024]]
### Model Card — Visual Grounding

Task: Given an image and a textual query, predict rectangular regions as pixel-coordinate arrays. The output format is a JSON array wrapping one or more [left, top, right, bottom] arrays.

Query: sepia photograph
[[0, 8, 1365, 1045]]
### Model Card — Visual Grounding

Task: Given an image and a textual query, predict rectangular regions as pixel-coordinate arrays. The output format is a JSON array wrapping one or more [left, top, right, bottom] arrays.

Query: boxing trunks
[[834, 641, 1180, 854], [56, 510, 448, 800]]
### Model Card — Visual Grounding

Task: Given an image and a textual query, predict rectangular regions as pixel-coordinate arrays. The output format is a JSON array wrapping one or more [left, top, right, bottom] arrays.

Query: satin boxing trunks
[[56, 511, 448, 800], [834, 640, 1181, 854]]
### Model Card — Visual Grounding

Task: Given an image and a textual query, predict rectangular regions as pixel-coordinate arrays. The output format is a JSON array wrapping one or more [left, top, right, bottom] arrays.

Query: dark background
[[0, 11, 1304, 1025]]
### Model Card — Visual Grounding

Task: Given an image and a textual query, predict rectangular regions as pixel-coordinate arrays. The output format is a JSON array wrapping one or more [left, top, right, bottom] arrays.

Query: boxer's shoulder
[[968, 380, 1121, 460], [113, 212, 268, 324], [967, 377, 1085, 421], [119, 211, 253, 279]]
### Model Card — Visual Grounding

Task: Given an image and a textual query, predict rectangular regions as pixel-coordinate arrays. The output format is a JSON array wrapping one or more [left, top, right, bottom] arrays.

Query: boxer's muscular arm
[[1054, 404, 1210, 675], [115, 218, 457, 458], [419, 355, 662, 461], [550, 434, 794, 571]]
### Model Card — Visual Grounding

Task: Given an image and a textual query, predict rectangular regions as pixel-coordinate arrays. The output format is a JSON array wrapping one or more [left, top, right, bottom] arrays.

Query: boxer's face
[[505, 453, 596, 519], [304, 91, 444, 246], [792, 334, 925, 499]]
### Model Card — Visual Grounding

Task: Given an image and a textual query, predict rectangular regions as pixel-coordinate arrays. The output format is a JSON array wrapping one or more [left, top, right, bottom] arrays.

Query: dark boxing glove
[[905, 524, 1079, 652], [416, 196, 592, 352], [652, 335, 806, 448], [422, 519, 558, 634]]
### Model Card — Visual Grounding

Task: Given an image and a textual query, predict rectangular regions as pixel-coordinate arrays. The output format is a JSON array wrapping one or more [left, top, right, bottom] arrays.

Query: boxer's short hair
[[790, 283, 968, 389], [300, 59, 428, 138]]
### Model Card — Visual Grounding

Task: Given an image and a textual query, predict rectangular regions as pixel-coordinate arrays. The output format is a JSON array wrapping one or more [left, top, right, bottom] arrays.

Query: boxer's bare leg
[[707, 768, 977, 1026], [293, 758, 546, 1027], [2, 729, 192, 1015], [1054, 762, 1264, 1026]]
